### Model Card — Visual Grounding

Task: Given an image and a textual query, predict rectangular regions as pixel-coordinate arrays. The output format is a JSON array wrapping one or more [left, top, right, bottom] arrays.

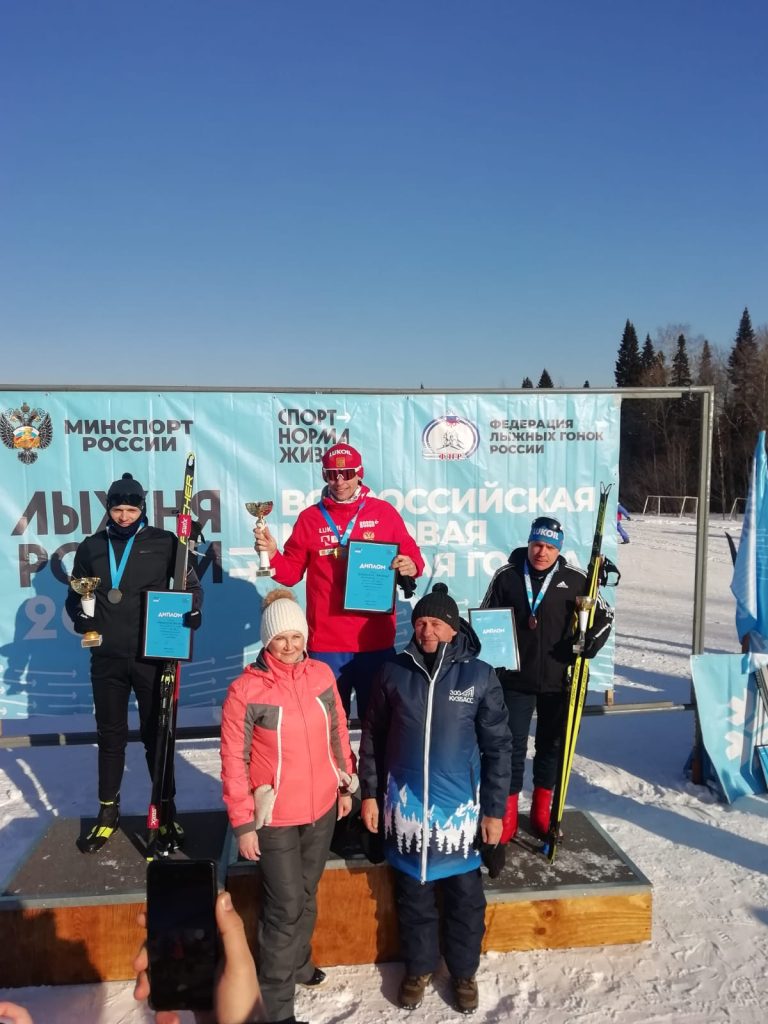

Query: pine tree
[[640, 335, 656, 377], [724, 308, 761, 505], [615, 320, 642, 386], [538, 369, 553, 388], [696, 339, 715, 385], [521, 377, 533, 388], [671, 334, 692, 388]]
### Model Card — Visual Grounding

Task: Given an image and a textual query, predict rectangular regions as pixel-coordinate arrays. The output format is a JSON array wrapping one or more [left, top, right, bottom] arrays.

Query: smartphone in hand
[[146, 858, 218, 1011]]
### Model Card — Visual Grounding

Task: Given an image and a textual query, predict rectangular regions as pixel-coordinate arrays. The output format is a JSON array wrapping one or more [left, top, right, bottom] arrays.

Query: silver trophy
[[245, 500, 276, 578], [70, 576, 103, 648], [573, 595, 596, 654]]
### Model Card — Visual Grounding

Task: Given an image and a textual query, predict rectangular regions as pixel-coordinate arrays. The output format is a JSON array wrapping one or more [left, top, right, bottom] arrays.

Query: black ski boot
[[78, 797, 120, 854], [157, 802, 185, 855]]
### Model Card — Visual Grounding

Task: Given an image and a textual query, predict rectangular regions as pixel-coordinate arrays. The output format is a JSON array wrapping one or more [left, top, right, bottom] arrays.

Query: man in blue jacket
[[359, 583, 511, 1015]]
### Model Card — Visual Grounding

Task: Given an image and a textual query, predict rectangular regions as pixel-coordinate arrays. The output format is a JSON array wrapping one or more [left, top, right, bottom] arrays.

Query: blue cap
[[528, 516, 564, 550]]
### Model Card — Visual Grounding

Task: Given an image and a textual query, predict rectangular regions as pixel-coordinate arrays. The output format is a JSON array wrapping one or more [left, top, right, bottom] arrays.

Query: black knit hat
[[411, 582, 460, 628], [106, 472, 146, 511]]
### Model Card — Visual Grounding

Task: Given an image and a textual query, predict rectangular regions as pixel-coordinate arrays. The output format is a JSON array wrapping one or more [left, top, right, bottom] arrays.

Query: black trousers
[[90, 655, 164, 803], [504, 689, 567, 794], [256, 805, 337, 1022], [394, 868, 486, 979]]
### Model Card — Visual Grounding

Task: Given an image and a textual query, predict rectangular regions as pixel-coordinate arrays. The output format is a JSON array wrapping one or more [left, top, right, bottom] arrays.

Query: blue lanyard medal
[[524, 561, 558, 630], [107, 533, 137, 603], [318, 500, 366, 559]]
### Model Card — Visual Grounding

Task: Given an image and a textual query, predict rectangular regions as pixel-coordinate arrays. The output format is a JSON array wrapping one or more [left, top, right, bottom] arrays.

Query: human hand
[[253, 525, 278, 557], [134, 891, 263, 1024], [237, 831, 261, 861], [337, 793, 353, 820], [361, 796, 379, 833], [0, 1003, 34, 1024], [481, 815, 502, 845], [183, 609, 203, 631], [392, 554, 417, 577]]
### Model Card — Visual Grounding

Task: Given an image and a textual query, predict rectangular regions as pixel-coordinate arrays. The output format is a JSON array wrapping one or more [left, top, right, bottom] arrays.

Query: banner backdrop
[[0, 390, 620, 720], [690, 653, 768, 802]]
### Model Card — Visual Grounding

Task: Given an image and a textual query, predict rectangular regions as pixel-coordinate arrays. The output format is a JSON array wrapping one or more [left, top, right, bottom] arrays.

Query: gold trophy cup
[[245, 501, 276, 578], [573, 595, 596, 654], [70, 576, 103, 648]]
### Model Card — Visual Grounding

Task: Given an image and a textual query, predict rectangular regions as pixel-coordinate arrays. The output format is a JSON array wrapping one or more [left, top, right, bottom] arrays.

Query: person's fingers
[[0, 1002, 34, 1024], [213, 892, 263, 1024]]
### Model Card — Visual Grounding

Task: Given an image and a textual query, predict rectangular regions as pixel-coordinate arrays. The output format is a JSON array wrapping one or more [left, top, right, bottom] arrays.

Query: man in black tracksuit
[[480, 515, 612, 842], [65, 472, 202, 853]]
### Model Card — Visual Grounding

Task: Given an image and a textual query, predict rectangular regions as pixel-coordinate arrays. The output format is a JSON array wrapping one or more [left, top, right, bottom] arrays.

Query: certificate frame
[[343, 540, 398, 614], [143, 590, 194, 661], [468, 607, 520, 672]]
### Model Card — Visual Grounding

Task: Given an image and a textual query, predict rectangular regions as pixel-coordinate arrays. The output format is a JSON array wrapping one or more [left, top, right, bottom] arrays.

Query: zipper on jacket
[[405, 643, 448, 884], [293, 672, 316, 824]]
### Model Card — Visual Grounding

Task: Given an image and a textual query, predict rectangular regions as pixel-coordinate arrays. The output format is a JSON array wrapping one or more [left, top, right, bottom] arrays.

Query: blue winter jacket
[[359, 621, 512, 883]]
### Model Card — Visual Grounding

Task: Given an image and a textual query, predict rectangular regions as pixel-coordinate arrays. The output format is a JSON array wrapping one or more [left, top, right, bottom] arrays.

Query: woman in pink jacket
[[221, 588, 356, 1024]]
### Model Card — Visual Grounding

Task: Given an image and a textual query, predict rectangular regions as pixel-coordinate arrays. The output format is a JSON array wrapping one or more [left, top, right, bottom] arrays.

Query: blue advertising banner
[[0, 389, 620, 719], [690, 653, 768, 802]]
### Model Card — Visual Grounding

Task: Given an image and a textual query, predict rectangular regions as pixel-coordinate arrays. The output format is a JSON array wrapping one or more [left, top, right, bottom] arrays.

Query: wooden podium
[[0, 809, 651, 987]]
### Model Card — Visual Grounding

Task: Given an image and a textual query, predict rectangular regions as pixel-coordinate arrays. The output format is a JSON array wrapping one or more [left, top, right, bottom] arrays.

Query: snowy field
[[2, 513, 768, 1023]]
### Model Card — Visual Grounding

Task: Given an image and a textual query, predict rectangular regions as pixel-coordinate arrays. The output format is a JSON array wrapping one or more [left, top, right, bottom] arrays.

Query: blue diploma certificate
[[469, 608, 520, 671], [143, 591, 194, 660], [344, 541, 398, 614]]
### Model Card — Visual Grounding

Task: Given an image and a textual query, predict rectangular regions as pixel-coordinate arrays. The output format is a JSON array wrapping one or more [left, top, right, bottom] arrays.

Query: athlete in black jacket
[[65, 472, 202, 852], [480, 515, 612, 841]]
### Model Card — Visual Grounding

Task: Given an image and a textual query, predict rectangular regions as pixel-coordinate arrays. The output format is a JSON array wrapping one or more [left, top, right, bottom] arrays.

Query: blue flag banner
[[0, 389, 620, 719], [690, 653, 768, 802], [731, 431, 768, 646]]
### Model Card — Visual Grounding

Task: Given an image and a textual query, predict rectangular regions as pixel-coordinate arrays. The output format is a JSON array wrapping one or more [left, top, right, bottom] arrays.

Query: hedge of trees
[[521, 308, 766, 513]]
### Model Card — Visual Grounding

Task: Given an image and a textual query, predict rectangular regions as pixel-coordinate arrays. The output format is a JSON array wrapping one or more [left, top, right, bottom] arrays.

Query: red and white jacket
[[270, 484, 425, 653], [221, 650, 355, 834]]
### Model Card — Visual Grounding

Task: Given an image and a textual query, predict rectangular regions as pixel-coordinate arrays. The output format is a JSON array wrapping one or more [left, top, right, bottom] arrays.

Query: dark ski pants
[[393, 868, 486, 979], [503, 690, 567, 794], [90, 655, 164, 803], [309, 647, 394, 723], [256, 805, 337, 1022]]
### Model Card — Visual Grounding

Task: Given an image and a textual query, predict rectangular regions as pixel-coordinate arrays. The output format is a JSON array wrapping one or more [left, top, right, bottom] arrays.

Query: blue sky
[[2, 1, 766, 390]]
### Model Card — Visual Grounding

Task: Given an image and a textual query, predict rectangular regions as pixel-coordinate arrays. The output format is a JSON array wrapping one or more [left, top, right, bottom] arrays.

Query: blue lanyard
[[108, 532, 137, 590], [524, 561, 558, 621], [317, 498, 366, 550]]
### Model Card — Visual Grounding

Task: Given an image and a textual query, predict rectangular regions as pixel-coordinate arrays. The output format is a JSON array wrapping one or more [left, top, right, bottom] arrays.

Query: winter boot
[[398, 973, 432, 1010], [530, 787, 554, 838], [499, 793, 519, 844], [157, 807, 185, 854], [78, 797, 120, 853], [453, 976, 479, 1015]]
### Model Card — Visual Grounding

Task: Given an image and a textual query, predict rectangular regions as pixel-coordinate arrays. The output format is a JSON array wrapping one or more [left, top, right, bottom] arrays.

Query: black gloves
[[183, 609, 202, 631], [480, 842, 506, 878], [397, 573, 417, 599]]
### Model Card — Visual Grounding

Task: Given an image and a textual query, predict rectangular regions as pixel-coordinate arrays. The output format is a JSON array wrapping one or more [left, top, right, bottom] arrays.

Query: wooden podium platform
[[0, 809, 651, 987]]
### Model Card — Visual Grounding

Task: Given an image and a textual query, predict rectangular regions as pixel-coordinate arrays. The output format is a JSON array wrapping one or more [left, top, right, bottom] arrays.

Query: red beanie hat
[[321, 444, 363, 474]]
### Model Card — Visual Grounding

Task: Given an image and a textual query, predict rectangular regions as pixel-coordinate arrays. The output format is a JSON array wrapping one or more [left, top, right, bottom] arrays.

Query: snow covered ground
[[2, 513, 768, 1023]]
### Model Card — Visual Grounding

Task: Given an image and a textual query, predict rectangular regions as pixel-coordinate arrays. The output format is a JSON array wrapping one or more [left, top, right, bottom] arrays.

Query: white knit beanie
[[260, 589, 309, 649]]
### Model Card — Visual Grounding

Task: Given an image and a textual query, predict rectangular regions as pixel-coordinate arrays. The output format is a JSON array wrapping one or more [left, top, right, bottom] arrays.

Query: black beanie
[[411, 582, 460, 628], [106, 472, 146, 511]]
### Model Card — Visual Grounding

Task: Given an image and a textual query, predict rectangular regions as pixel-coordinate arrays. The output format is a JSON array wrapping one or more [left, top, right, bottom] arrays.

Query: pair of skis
[[145, 452, 196, 860], [542, 482, 612, 863]]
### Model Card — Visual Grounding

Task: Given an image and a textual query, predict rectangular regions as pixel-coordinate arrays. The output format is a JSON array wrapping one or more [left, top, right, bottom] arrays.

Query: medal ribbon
[[318, 499, 366, 554], [524, 560, 558, 622], [108, 532, 137, 592]]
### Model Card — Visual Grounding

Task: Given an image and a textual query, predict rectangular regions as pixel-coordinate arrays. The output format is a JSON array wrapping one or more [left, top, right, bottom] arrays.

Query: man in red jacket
[[254, 443, 424, 721]]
